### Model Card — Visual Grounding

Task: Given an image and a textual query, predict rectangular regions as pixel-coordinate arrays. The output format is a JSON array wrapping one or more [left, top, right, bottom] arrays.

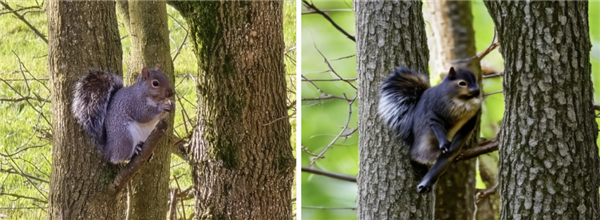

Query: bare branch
[[301, 77, 356, 82], [0, 1, 47, 43], [1, 168, 49, 184], [302, 206, 357, 210], [476, 184, 498, 203], [483, 72, 503, 79], [310, 95, 356, 166], [483, 90, 503, 98], [302, 0, 355, 42], [0, 193, 47, 204], [455, 138, 499, 161], [302, 9, 353, 15], [301, 166, 356, 182], [313, 42, 357, 90]]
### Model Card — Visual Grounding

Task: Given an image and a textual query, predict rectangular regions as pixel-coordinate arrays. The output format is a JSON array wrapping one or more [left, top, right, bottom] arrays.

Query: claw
[[440, 141, 451, 154], [133, 142, 143, 156], [417, 183, 432, 193]]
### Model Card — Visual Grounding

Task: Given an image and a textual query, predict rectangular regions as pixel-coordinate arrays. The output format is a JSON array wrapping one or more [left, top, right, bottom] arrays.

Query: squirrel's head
[[442, 67, 480, 101], [137, 65, 175, 102]]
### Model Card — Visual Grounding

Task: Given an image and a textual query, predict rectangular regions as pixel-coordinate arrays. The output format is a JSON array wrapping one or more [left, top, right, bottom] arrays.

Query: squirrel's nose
[[469, 89, 480, 97]]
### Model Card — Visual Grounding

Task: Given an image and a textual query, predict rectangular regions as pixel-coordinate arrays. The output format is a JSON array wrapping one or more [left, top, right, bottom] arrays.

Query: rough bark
[[170, 1, 295, 219], [124, 1, 175, 219], [484, 1, 600, 219], [425, 2, 478, 219], [355, 1, 432, 219], [47, 1, 126, 219]]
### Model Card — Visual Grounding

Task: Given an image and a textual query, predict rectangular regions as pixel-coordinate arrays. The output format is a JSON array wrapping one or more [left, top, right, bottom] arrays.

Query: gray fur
[[378, 66, 481, 193], [72, 70, 123, 147], [378, 67, 430, 144], [72, 68, 174, 163]]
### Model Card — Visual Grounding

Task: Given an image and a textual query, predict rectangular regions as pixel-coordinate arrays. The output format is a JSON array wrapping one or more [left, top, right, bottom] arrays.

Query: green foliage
[[301, 1, 600, 219], [0, 1, 296, 219]]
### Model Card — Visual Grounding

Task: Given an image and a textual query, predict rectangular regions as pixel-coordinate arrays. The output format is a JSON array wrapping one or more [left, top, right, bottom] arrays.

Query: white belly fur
[[127, 117, 161, 148]]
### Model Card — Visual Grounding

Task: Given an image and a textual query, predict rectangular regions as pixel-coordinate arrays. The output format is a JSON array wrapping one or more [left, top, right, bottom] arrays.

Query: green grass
[[0, 1, 297, 219]]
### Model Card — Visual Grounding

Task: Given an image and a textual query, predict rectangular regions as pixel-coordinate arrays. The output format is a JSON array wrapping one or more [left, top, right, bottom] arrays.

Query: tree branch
[[107, 120, 169, 195], [302, 0, 355, 42], [0, 1, 47, 44], [455, 138, 499, 161], [301, 166, 356, 183], [0, 193, 47, 204], [476, 184, 498, 203]]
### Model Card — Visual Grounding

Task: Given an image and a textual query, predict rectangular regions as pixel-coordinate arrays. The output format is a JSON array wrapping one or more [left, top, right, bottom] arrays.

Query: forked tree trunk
[[125, 1, 175, 219], [484, 1, 600, 219], [47, 1, 126, 219], [169, 1, 295, 219], [355, 1, 432, 219], [425, 1, 478, 219]]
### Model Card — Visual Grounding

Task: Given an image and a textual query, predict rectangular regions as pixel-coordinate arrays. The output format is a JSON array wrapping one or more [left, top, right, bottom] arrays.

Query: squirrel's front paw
[[439, 141, 451, 154], [160, 99, 173, 112]]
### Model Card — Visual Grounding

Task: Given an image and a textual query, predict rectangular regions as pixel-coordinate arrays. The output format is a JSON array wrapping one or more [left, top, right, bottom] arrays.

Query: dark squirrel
[[378, 66, 481, 193], [72, 66, 174, 163]]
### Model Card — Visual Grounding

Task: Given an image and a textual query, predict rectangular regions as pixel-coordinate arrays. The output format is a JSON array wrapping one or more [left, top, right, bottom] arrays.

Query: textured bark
[[170, 1, 295, 219], [355, 1, 432, 219], [484, 1, 600, 219], [125, 1, 175, 219], [47, 1, 126, 219], [425, 2, 478, 219]]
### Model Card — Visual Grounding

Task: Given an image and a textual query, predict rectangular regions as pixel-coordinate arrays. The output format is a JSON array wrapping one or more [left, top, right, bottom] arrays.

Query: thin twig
[[483, 72, 503, 78], [484, 90, 503, 98], [476, 184, 498, 203], [302, 206, 357, 210], [301, 78, 356, 82], [301, 166, 356, 182], [302, 9, 353, 15], [0, 193, 46, 204], [0, 168, 48, 183], [310, 95, 356, 166], [0, 1, 47, 43], [313, 42, 358, 90], [302, 0, 355, 42]]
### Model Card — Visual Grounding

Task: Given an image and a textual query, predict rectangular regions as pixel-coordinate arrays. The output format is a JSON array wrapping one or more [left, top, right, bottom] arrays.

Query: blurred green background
[[301, 1, 600, 219]]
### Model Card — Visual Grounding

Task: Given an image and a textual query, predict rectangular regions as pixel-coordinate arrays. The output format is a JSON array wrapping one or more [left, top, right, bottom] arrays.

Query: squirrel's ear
[[154, 64, 161, 71], [448, 67, 457, 76], [141, 67, 149, 81]]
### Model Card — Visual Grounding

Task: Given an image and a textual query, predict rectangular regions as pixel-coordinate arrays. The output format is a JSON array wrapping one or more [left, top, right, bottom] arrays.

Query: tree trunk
[[125, 1, 175, 219], [425, 1, 478, 219], [47, 1, 126, 219], [169, 1, 295, 219], [484, 1, 600, 219], [354, 1, 432, 219]]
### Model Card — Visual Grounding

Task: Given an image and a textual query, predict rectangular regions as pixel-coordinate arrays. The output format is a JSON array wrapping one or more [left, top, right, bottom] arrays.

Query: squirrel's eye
[[458, 81, 467, 87], [152, 80, 159, 87]]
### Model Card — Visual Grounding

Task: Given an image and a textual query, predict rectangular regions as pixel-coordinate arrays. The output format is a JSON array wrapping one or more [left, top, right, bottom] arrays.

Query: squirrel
[[378, 66, 481, 193], [72, 66, 174, 164]]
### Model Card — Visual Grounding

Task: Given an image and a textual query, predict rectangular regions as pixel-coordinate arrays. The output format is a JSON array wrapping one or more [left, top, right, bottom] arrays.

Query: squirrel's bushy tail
[[378, 67, 430, 142], [72, 70, 123, 146]]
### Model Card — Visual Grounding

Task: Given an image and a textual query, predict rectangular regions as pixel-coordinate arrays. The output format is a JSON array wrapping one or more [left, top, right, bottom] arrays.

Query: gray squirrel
[[378, 66, 481, 193], [72, 66, 174, 163]]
